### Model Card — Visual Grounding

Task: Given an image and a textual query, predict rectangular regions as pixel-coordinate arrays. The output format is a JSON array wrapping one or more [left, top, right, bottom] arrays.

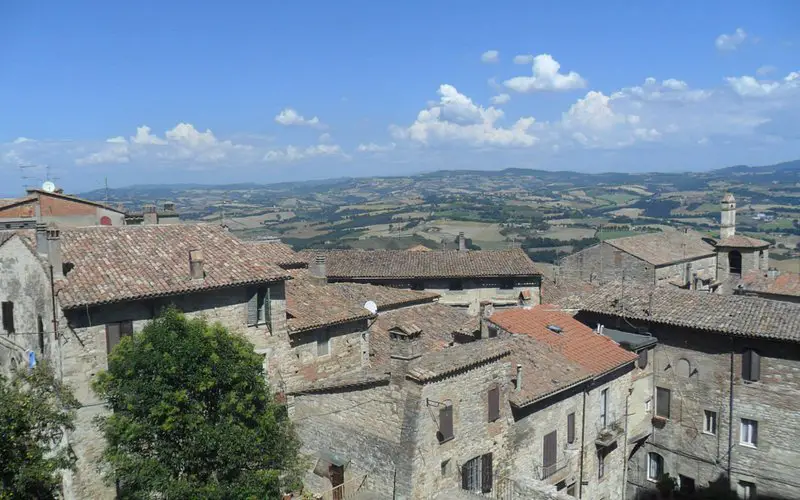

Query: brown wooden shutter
[[749, 351, 760, 381], [481, 453, 493, 493], [656, 387, 670, 418], [461, 461, 469, 490], [567, 413, 575, 444], [543, 430, 558, 475], [487, 386, 500, 422], [106, 323, 121, 354], [742, 350, 751, 380], [439, 406, 453, 442], [120, 320, 134, 337], [246, 288, 258, 326]]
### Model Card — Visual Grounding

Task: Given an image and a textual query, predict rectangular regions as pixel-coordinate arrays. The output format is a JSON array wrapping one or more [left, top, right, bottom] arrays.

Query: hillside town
[[1, 184, 798, 500]]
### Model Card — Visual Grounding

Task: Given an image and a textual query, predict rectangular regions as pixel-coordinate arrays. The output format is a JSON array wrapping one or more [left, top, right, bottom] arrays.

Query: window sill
[[739, 442, 757, 449], [438, 437, 454, 445], [701, 431, 717, 436]]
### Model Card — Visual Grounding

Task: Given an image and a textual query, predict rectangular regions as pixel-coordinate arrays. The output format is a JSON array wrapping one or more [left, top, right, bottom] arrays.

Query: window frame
[[316, 329, 331, 357], [646, 452, 663, 482], [742, 349, 761, 382], [487, 385, 500, 422], [438, 405, 454, 443], [740, 418, 758, 447], [703, 410, 718, 435], [105, 320, 134, 356], [1, 301, 14, 333], [597, 448, 606, 480], [655, 387, 671, 419], [567, 412, 576, 444], [599, 388, 608, 427], [737, 481, 756, 500]]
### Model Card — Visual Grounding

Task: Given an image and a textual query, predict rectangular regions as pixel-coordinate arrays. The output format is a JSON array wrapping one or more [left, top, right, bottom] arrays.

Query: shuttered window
[[438, 405, 454, 443], [637, 349, 648, 369], [542, 430, 558, 478], [246, 288, 259, 326], [246, 286, 271, 327], [567, 412, 576, 444], [481, 453, 493, 493], [487, 386, 500, 422], [37, 315, 45, 355], [656, 387, 671, 419], [317, 329, 331, 356], [461, 453, 492, 493], [1, 301, 14, 333], [106, 320, 133, 355], [742, 350, 760, 382]]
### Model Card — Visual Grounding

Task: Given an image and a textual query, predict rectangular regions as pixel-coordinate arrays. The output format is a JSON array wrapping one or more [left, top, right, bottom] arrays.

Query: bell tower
[[720, 193, 736, 239]]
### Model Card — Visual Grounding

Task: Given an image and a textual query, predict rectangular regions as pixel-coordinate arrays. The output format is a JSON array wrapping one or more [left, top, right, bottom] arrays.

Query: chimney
[[310, 254, 327, 283], [360, 331, 370, 368], [35, 222, 49, 257], [46, 225, 63, 279], [479, 300, 494, 339], [143, 204, 158, 225], [390, 336, 421, 385], [163, 201, 175, 212], [458, 232, 466, 252], [515, 364, 522, 392], [767, 268, 780, 279], [189, 249, 205, 280]]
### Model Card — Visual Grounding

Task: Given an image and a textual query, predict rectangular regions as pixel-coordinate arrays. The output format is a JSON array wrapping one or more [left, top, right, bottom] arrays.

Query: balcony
[[535, 454, 574, 484], [595, 413, 624, 447]]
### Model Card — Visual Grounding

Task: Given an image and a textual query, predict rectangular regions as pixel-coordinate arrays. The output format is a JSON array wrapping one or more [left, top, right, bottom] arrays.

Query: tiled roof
[[245, 240, 307, 268], [489, 305, 637, 376], [739, 270, 800, 298], [604, 231, 716, 266], [715, 235, 770, 249], [286, 368, 390, 395], [406, 244, 433, 252], [57, 224, 289, 309], [299, 248, 540, 279], [506, 336, 592, 407], [369, 303, 477, 366], [406, 339, 511, 383], [285, 270, 439, 333], [578, 283, 800, 342], [540, 277, 598, 311]]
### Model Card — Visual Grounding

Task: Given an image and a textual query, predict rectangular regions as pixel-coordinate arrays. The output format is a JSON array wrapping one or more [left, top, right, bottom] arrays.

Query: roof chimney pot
[[515, 364, 522, 392], [189, 249, 205, 280]]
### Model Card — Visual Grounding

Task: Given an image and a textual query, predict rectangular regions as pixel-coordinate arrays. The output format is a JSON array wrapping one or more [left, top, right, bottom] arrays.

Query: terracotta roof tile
[[578, 283, 800, 342], [245, 240, 306, 268], [715, 235, 770, 249], [604, 231, 716, 266], [739, 270, 800, 298], [299, 248, 540, 279], [540, 278, 598, 311], [57, 224, 289, 309], [406, 339, 511, 383], [489, 305, 637, 376]]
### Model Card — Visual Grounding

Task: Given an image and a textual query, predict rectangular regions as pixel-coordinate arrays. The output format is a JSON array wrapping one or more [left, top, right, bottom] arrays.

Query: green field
[[598, 230, 638, 240], [598, 193, 640, 205]]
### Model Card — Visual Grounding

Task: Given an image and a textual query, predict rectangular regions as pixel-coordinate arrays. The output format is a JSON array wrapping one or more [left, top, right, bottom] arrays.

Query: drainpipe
[[578, 386, 588, 498], [727, 340, 735, 490], [622, 386, 631, 500]]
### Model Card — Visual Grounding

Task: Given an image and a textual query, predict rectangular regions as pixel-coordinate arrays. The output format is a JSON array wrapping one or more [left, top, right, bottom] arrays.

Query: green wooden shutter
[[246, 288, 258, 326], [263, 287, 271, 329]]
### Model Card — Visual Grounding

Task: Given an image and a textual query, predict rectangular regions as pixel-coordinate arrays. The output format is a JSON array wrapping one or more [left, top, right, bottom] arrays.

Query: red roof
[[489, 305, 636, 376]]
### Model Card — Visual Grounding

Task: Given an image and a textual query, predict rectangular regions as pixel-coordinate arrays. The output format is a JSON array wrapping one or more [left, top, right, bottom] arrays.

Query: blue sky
[[1, 1, 798, 194]]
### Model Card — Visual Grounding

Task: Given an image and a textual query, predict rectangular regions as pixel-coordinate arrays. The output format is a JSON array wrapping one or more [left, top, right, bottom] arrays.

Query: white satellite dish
[[41, 181, 56, 193], [364, 300, 378, 315]]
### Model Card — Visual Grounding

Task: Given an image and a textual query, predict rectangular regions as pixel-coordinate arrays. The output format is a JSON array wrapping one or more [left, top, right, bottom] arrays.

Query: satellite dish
[[41, 181, 56, 193], [364, 300, 378, 315]]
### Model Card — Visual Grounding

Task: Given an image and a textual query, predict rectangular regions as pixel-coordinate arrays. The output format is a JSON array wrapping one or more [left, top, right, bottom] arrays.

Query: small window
[[316, 329, 331, 357], [647, 452, 663, 481], [499, 278, 514, 290], [597, 448, 607, 479], [704, 410, 717, 435], [645, 399, 652, 413], [679, 475, 695, 494], [566, 483, 576, 496], [37, 315, 45, 355], [567, 412, 576, 444], [461, 453, 492, 493], [106, 320, 134, 355], [742, 349, 761, 382], [449, 279, 464, 291], [656, 387, 671, 419], [637, 349, 648, 369], [737, 481, 756, 500], [740, 418, 758, 447], [441, 459, 450, 477], [487, 386, 500, 422], [542, 430, 558, 478], [438, 405, 453, 443], [411, 281, 425, 291], [599, 388, 608, 427], [1, 301, 14, 333], [246, 286, 271, 327]]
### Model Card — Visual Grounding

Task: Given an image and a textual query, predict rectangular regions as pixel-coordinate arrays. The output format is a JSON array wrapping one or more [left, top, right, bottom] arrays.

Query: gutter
[[578, 387, 587, 499]]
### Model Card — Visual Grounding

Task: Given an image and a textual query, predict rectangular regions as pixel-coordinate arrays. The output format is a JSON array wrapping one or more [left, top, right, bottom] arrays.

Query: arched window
[[729, 250, 742, 274], [100, 216, 112, 226], [676, 358, 692, 378], [647, 452, 664, 481]]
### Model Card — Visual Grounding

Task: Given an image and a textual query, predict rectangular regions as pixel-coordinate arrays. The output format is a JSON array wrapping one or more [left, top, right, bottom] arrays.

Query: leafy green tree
[[0, 363, 79, 499], [93, 308, 300, 499]]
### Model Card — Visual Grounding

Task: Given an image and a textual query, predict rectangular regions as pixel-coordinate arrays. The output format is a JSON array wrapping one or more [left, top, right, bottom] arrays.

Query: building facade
[[0, 188, 127, 229]]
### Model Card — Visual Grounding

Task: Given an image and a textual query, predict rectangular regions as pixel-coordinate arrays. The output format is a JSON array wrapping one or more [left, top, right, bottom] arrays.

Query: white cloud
[[319, 132, 332, 143], [481, 50, 499, 63], [75, 143, 130, 165], [756, 65, 776, 76], [392, 84, 538, 147], [513, 54, 534, 65], [611, 78, 711, 103], [12, 137, 33, 144], [662, 79, 688, 91], [165, 122, 219, 147], [490, 93, 511, 105], [357, 142, 396, 152], [726, 71, 799, 97], [131, 125, 167, 145], [264, 144, 347, 162], [503, 54, 587, 92], [274, 108, 324, 128], [716, 28, 747, 51]]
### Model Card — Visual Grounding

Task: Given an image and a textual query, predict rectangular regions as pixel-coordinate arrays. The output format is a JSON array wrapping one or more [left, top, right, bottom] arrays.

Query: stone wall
[[654, 255, 717, 286], [285, 320, 369, 387], [559, 243, 654, 286]]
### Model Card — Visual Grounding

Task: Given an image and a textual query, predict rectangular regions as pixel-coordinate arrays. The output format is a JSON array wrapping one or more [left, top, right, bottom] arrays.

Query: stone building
[[0, 187, 127, 229], [573, 284, 800, 499], [735, 269, 800, 303], [559, 193, 770, 292], [298, 240, 541, 315], [122, 201, 181, 225]]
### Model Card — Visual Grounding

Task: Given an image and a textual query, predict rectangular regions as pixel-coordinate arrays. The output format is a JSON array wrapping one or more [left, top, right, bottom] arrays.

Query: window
[[656, 387, 671, 419], [566, 483, 576, 496], [37, 315, 45, 355], [246, 286, 271, 327], [441, 459, 450, 477], [106, 320, 134, 355], [647, 452, 663, 481], [488, 326, 498, 338], [487, 386, 500, 422], [742, 350, 761, 382], [597, 448, 607, 479], [704, 410, 718, 435], [679, 475, 695, 494], [1, 301, 14, 333], [411, 281, 425, 291], [645, 399, 652, 413], [737, 481, 756, 500], [637, 349, 648, 369], [567, 412, 576, 444], [316, 329, 331, 357], [740, 419, 758, 447], [438, 405, 453, 443], [499, 278, 515, 290], [599, 388, 608, 427], [542, 430, 558, 478], [461, 453, 492, 493], [449, 279, 464, 291]]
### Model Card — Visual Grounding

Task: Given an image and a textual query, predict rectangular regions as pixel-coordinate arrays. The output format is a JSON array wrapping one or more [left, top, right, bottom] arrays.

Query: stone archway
[[728, 250, 742, 275]]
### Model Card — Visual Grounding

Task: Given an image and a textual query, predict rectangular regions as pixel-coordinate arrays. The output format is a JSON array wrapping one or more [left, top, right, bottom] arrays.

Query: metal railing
[[534, 454, 573, 481], [595, 412, 624, 445], [318, 474, 367, 500]]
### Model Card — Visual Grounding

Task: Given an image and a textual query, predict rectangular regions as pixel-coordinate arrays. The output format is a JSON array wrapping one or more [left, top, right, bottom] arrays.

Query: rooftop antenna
[[19, 164, 38, 191], [104, 177, 109, 205]]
